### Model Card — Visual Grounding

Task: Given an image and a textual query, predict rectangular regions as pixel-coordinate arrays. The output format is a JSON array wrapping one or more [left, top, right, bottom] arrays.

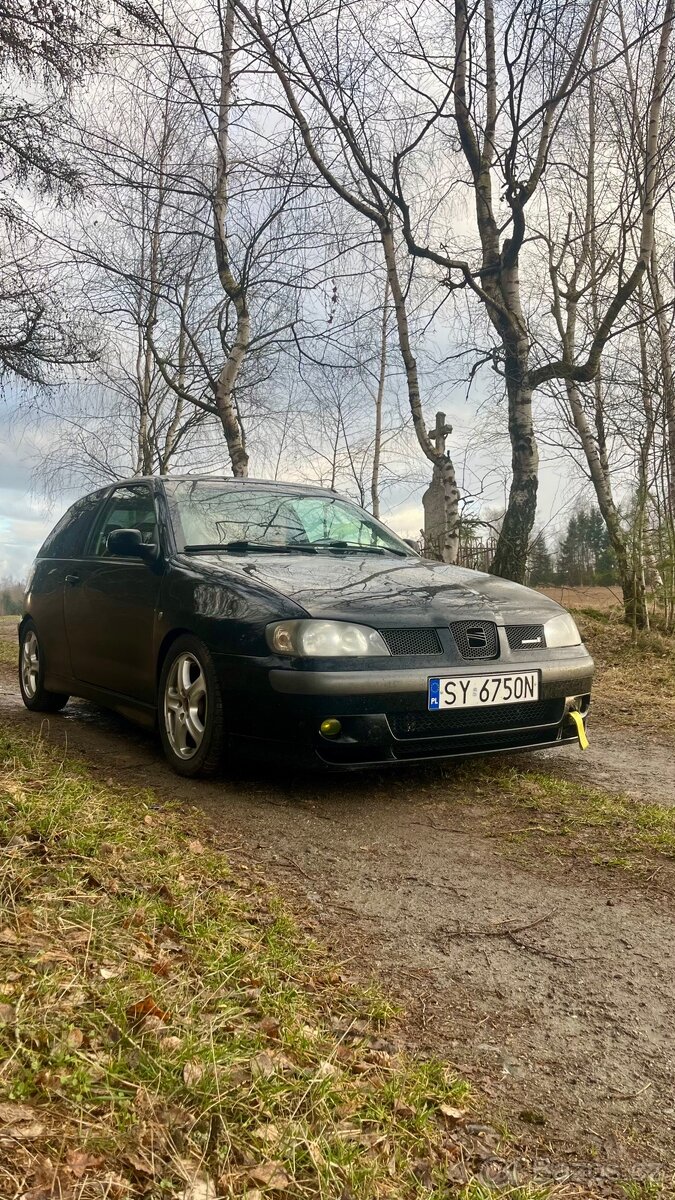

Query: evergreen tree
[[556, 507, 618, 585], [528, 533, 554, 585]]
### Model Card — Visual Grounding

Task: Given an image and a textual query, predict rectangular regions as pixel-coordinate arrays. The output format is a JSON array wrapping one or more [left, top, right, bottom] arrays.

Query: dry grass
[[0, 617, 17, 668], [569, 609, 675, 737], [0, 730, 571, 1200]]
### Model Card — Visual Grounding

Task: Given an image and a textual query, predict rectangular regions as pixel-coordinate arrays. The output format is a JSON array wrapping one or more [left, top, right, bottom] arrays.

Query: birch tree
[[233, 0, 674, 582], [227, 0, 462, 561], [542, 0, 675, 623]]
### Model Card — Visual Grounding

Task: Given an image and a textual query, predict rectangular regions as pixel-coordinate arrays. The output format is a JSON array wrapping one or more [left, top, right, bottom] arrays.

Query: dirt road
[[2, 652, 674, 1190]]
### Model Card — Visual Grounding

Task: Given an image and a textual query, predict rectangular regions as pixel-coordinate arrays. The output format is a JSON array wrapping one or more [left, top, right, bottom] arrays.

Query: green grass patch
[[0, 729, 549, 1200], [461, 760, 675, 863]]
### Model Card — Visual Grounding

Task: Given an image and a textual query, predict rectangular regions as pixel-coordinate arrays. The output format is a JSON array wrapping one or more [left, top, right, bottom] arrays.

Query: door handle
[[65, 574, 80, 586]]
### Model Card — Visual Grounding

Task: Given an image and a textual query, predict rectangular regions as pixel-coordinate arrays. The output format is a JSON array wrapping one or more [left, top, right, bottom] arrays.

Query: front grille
[[380, 628, 443, 656], [506, 624, 545, 651], [450, 620, 499, 660], [388, 698, 564, 739]]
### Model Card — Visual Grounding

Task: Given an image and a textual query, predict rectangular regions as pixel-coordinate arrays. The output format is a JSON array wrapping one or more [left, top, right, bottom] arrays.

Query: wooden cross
[[428, 411, 452, 457]]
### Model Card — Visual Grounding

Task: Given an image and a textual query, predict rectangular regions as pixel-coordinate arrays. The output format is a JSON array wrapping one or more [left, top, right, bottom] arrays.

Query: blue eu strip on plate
[[428, 678, 440, 710]]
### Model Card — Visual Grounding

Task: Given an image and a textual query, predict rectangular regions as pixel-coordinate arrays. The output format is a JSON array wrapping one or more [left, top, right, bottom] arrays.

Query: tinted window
[[164, 481, 412, 555], [89, 486, 158, 556], [38, 492, 105, 559]]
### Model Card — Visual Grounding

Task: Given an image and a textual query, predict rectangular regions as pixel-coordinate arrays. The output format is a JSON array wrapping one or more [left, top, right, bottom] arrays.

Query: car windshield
[[164, 481, 413, 557]]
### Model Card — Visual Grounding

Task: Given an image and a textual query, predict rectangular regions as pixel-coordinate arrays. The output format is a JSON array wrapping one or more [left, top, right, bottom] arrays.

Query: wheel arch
[[156, 628, 192, 693]]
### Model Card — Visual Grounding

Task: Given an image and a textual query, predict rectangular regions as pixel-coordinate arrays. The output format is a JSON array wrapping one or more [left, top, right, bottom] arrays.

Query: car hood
[[187, 552, 565, 626]]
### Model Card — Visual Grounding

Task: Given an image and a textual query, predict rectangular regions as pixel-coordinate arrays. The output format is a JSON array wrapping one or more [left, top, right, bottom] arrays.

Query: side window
[[88, 486, 158, 557], [39, 492, 106, 559]]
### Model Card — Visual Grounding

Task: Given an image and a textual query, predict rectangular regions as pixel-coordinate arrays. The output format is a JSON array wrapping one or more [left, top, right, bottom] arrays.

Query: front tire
[[158, 635, 225, 778], [19, 620, 70, 712]]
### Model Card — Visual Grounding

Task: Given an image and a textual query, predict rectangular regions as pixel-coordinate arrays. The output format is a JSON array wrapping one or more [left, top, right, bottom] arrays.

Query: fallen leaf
[[226, 1063, 250, 1086], [0, 928, 18, 945], [250, 1051, 295, 1079], [0, 1118, 45, 1140], [126, 995, 170, 1023], [438, 1103, 466, 1124], [66, 1028, 84, 1050], [0, 1003, 16, 1023], [143, 814, 153, 825], [178, 1173, 216, 1200], [66, 1149, 104, 1178], [182, 1059, 204, 1086], [252, 1122, 280, 1143], [258, 1015, 281, 1040], [248, 1161, 292, 1190], [100, 966, 124, 980], [159, 1035, 182, 1053], [0, 1102, 36, 1123], [188, 839, 204, 854], [140, 1015, 166, 1037], [64, 928, 91, 947], [150, 959, 171, 977], [124, 1149, 155, 1176]]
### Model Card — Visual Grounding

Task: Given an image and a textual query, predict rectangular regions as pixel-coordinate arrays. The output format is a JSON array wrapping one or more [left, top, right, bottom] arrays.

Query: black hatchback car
[[18, 476, 593, 775]]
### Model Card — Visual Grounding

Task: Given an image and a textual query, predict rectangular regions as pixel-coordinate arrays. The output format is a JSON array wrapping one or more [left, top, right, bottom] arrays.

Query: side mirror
[[403, 538, 420, 552], [107, 528, 157, 561]]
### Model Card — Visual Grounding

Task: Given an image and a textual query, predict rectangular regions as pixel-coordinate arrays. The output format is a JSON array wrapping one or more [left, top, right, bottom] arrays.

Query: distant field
[[539, 584, 624, 612]]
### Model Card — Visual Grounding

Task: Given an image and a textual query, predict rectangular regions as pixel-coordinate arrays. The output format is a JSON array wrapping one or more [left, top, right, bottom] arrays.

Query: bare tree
[[541, 0, 675, 623], [233, 0, 674, 582], [224, 0, 462, 560]]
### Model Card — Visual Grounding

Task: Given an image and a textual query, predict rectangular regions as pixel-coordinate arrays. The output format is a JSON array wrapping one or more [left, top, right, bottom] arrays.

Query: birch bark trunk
[[212, 0, 249, 477], [370, 275, 389, 520], [381, 227, 460, 562]]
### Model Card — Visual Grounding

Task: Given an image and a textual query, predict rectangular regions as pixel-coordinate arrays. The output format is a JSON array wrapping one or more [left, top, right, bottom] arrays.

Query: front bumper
[[218, 648, 594, 769]]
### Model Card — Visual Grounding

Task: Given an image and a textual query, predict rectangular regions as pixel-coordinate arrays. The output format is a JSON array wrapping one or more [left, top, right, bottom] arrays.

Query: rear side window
[[38, 492, 106, 559]]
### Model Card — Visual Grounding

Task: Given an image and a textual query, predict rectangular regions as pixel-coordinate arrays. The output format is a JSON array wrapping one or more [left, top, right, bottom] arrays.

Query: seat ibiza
[[18, 476, 593, 775]]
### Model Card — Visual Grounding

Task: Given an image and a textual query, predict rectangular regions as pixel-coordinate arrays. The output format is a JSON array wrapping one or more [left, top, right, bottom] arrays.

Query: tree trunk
[[491, 334, 538, 580], [566, 379, 647, 626], [648, 247, 675, 518], [370, 275, 389, 519], [212, 0, 249, 477], [380, 226, 460, 561]]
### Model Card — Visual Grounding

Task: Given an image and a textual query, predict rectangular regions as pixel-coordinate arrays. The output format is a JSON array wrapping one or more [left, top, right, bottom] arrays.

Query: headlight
[[544, 613, 582, 648], [267, 619, 390, 657]]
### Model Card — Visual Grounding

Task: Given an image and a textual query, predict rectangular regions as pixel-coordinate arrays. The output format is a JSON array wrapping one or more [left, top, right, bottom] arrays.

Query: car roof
[[117, 475, 340, 498]]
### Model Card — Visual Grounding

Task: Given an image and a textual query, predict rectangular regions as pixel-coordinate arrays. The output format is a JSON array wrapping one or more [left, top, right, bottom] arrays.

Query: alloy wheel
[[164, 651, 208, 759], [21, 630, 39, 700]]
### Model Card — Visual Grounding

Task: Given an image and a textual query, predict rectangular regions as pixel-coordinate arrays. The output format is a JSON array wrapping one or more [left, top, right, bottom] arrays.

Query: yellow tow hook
[[567, 707, 589, 751]]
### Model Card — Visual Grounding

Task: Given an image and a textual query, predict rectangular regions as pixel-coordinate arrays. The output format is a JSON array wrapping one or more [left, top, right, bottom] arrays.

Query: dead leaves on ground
[[247, 1160, 292, 1190], [0, 1101, 46, 1142], [125, 995, 171, 1025]]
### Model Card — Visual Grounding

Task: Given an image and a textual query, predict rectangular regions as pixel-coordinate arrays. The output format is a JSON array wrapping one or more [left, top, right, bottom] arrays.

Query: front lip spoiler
[[269, 655, 594, 696]]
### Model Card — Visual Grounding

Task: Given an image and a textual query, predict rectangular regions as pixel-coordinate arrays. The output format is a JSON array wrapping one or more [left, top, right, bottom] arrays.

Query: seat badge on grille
[[467, 626, 488, 649]]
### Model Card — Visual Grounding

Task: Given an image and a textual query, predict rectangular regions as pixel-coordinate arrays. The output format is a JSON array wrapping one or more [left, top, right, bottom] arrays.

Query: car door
[[63, 484, 163, 704], [27, 490, 108, 689]]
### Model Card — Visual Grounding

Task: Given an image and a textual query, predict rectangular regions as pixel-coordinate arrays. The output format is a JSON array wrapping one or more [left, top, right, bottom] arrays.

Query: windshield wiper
[[315, 540, 408, 557], [183, 540, 317, 554]]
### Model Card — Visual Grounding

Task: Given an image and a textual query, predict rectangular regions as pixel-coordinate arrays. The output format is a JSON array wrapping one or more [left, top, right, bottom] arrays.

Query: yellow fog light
[[319, 718, 342, 738]]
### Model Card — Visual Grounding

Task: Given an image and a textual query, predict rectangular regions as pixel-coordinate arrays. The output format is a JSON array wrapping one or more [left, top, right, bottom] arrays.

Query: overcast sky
[[0, 400, 587, 582]]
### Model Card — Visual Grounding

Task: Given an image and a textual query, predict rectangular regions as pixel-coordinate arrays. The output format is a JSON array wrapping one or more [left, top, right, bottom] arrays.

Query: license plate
[[428, 671, 539, 710]]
